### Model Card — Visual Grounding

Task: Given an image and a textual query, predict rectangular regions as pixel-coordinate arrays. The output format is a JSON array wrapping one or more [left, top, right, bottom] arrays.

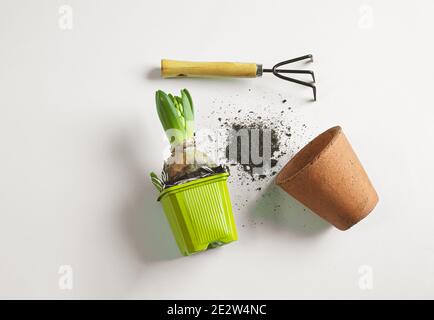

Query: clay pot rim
[[276, 125, 342, 186]]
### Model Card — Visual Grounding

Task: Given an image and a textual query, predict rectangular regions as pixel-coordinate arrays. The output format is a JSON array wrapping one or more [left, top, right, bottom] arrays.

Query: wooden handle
[[161, 59, 258, 78]]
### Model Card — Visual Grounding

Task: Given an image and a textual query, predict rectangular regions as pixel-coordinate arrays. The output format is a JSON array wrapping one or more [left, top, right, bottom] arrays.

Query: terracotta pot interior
[[277, 126, 341, 185]]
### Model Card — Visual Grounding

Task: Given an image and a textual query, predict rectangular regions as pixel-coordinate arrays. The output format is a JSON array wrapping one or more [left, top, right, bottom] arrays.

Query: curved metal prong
[[262, 54, 316, 100], [273, 54, 313, 67], [273, 72, 317, 101], [272, 69, 315, 83]]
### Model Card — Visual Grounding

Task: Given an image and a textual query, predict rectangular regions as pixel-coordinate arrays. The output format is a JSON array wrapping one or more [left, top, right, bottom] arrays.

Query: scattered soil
[[224, 122, 280, 179], [201, 90, 312, 217], [216, 108, 293, 184]]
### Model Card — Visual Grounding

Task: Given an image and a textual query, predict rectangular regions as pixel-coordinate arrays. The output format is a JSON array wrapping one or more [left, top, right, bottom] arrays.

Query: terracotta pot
[[276, 126, 378, 230]]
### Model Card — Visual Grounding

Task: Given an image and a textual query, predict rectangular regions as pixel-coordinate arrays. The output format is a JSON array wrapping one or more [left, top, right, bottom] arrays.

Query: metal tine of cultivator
[[262, 54, 317, 101]]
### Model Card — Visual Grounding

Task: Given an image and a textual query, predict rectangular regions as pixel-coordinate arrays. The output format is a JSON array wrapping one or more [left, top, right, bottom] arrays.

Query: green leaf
[[181, 89, 194, 139], [150, 172, 163, 192], [182, 89, 194, 117], [155, 91, 168, 131], [154, 89, 196, 146], [175, 96, 184, 115], [156, 90, 185, 145]]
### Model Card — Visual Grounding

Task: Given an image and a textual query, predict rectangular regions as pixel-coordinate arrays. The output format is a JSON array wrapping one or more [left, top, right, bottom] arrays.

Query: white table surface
[[1, 0, 433, 299]]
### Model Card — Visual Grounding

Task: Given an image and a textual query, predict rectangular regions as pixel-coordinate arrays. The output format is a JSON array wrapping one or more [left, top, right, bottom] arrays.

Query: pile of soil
[[216, 108, 293, 186], [225, 122, 281, 179]]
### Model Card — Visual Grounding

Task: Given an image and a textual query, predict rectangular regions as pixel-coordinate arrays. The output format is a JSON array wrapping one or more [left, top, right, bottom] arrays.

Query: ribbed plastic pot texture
[[158, 173, 238, 255]]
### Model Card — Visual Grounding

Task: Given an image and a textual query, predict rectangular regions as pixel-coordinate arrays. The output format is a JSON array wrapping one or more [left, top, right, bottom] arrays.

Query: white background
[[1, 0, 433, 299]]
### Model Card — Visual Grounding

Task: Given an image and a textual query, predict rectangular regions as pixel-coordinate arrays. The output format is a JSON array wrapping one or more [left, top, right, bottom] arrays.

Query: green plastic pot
[[157, 172, 238, 256]]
